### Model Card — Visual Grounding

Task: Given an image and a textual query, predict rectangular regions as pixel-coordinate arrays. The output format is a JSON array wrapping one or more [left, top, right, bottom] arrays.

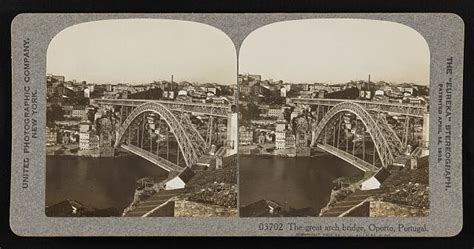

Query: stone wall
[[147, 201, 175, 217], [344, 201, 370, 217], [369, 201, 429, 217]]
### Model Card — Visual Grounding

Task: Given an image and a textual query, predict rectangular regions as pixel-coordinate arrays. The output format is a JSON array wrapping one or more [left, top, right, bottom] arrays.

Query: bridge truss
[[94, 98, 231, 117], [115, 102, 206, 171], [94, 99, 234, 171], [310, 102, 406, 171], [290, 98, 427, 118]]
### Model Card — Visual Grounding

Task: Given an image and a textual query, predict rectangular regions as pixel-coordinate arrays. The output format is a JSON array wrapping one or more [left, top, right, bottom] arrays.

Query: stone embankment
[[174, 199, 237, 217], [320, 165, 430, 217], [188, 182, 237, 208], [185, 163, 237, 208], [382, 182, 429, 209], [369, 201, 429, 217], [122, 163, 237, 217]]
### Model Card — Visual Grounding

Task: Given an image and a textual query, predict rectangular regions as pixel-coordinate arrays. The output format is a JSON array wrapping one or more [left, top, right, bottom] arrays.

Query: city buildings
[[238, 73, 429, 159], [71, 107, 87, 119], [79, 122, 99, 151], [275, 130, 296, 149], [89, 134, 100, 150], [239, 126, 254, 145], [46, 73, 237, 158], [62, 105, 74, 117], [258, 133, 266, 145], [268, 107, 282, 118], [46, 128, 58, 145], [274, 120, 292, 149]]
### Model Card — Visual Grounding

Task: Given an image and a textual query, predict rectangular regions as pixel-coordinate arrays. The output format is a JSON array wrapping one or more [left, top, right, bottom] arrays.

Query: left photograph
[[45, 19, 238, 217]]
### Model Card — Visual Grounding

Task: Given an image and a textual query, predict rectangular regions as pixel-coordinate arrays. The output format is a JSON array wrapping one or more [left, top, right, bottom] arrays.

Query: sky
[[239, 19, 430, 85], [47, 19, 237, 85]]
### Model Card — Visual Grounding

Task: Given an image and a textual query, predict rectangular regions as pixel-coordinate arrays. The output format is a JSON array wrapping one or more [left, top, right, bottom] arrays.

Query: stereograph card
[[10, 13, 463, 236]]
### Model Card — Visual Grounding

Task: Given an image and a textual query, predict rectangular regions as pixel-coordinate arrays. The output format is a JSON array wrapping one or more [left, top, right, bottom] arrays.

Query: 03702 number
[[258, 223, 284, 231]]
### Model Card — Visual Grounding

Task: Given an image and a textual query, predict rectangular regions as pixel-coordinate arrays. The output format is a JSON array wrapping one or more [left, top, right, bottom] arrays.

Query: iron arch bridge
[[310, 102, 405, 172], [115, 102, 207, 172]]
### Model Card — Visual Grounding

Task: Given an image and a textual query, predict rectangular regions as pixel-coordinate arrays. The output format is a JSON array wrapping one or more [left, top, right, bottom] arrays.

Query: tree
[[87, 108, 97, 123], [46, 104, 65, 126], [283, 107, 293, 123], [216, 86, 233, 96], [325, 87, 359, 99], [129, 88, 164, 100], [239, 103, 261, 125]]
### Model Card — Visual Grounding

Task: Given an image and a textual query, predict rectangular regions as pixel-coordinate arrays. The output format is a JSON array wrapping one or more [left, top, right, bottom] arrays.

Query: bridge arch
[[310, 102, 402, 168], [115, 102, 204, 168]]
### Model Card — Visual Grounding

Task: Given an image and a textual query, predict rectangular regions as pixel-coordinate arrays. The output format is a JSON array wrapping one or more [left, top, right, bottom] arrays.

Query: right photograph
[[238, 19, 430, 217]]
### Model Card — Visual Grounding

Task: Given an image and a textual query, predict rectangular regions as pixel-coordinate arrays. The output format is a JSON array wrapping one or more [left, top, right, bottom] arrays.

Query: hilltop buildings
[[46, 74, 236, 158], [238, 73, 430, 157]]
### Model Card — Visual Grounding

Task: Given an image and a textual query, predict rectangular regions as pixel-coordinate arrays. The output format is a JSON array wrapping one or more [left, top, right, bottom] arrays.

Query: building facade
[[239, 126, 254, 145], [46, 128, 57, 145], [268, 107, 282, 117], [71, 108, 87, 119]]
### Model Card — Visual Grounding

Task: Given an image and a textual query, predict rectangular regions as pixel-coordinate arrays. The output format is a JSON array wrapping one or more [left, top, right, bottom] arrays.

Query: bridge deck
[[121, 144, 183, 172], [316, 143, 378, 172], [93, 98, 231, 117], [290, 98, 426, 117]]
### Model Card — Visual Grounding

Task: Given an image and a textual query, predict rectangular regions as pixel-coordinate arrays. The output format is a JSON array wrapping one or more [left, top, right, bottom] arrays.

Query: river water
[[47, 154, 362, 216], [46, 155, 168, 212], [239, 155, 363, 215]]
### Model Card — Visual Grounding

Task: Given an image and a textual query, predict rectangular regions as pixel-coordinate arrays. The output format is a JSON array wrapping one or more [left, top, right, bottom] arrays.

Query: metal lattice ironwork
[[93, 98, 231, 117], [373, 113, 405, 155], [175, 112, 208, 154], [291, 98, 427, 117], [115, 102, 204, 168], [310, 102, 400, 168]]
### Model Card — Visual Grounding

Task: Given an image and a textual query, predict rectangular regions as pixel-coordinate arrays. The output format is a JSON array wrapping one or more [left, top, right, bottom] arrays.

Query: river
[[47, 154, 363, 216], [239, 155, 363, 215], [46, 155, 168, 212]]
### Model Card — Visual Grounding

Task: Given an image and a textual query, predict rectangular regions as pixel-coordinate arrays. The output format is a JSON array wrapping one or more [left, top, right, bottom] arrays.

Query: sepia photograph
[[45, 19, 238, 217], [238, 19, 431, 217], [8, 12, 465, 237]]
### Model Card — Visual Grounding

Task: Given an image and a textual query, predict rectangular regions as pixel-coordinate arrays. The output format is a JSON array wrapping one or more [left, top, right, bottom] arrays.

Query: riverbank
[[122, 162, 238, 217], [175, 199, 237, 217], [319, 166, 430, 217], [47, 144, 132, 158], [239, 144, 294, 156], [239, 144, 326, 157], [46, 200, 120, 217]]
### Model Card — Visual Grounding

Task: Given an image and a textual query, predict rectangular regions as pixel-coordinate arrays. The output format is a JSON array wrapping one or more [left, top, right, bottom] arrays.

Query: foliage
[[325, 87, 359, 99], [239, 103, 261, 124], [129, 88, 164, 100], [46, 104, 65, 125], [283, 107, 293, 123]]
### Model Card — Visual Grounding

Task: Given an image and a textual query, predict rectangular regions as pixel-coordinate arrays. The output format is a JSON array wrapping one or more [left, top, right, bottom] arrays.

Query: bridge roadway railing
[[121, 144, 183, 172], [290, 98, 426, 118], [93, 98, 232, 117], [317, 143, 378, 172]]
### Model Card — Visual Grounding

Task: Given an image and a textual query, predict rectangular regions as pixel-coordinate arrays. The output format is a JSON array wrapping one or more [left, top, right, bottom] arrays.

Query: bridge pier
[[420, 113, 430, 156], [206, 116, 214, 148], [226, 113, 238, 155], [166, 128, 170, 160]]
